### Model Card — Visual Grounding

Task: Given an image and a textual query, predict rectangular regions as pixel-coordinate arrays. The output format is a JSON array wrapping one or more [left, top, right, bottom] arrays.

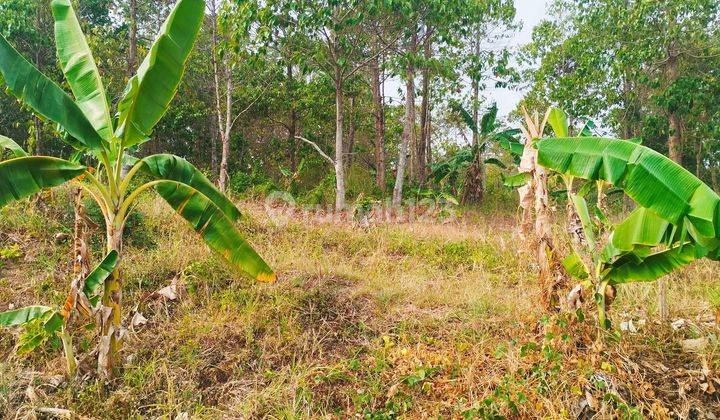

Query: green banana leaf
[[547, 107, 569, 138], [0, 135, 27, 157], [0, 306, 53, 326], [0, 157, 86, 207], [116, 0, 205, 147], [51, 0, 113, 141], [497, 135, 524, 156], [449, 100, 477, 134], [562, 252, 589, 279], [604, 243, 708, 284], [0, 35, 104, 151], [479, 103, 498, 135], [579, 120, 596, 137], [612, 207, 672, 251], [139, 154, 241, 221], [536, 137, 720, 243], [503, 172, 531, 188], [83, 251, 120, 297], [153, 180, 275, 282]]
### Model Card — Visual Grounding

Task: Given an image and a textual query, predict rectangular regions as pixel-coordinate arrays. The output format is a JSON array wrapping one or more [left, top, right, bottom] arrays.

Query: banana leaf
[[0, 35, 104, 151], [449, 100, 477, 133], [116, 0, 205, 147], [562, 252, 589, 279], [480, 103, 498, 135], [547, 107, 569, 138], [604, 243, 708, 284], [0, 306, 53, 326], [0, 157, 86, 207], [153, 181, 275, 282], [536, 137, 720, 243], [83, 251, 119, 297], [51, 0, 113, 141], [139, 154, 241, 221], [0, 135, 27, 157], [503, 172, 531, 188], [612, 207, 672, 251]]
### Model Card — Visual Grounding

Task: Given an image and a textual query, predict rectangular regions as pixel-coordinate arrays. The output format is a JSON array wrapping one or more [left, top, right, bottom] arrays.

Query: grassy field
[[1, 187, 719, 418]]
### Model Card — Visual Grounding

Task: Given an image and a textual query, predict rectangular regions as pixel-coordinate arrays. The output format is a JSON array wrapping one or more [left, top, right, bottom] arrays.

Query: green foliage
[[538, 135, 720, 326], [0, 157, 85, 207], [115, 0, 205, 147]]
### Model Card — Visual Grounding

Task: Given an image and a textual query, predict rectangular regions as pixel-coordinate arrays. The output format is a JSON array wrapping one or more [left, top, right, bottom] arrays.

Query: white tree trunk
[[392, 49, 416, 207]]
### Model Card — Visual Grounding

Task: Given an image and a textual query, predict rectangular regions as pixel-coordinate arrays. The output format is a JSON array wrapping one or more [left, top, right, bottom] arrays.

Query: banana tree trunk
[[98, 221, 123, 379], [518, 108, 567, 311]]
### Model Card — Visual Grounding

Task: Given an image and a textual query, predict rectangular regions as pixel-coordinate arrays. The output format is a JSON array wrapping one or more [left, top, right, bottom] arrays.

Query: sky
[[384, 0, 551, 119], [488, 0, 551, 117]]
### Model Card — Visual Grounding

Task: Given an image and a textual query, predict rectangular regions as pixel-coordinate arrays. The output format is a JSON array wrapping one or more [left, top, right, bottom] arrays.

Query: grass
[[1, 186, 719, 417]]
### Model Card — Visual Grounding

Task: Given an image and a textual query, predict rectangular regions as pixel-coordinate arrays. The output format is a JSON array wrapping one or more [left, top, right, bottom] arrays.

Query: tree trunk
[[98, 223, 123, 379], [209, 0, 231, 192], [287, 64, 298, 172], [518, 108, 567, 311], [218, 69, 232, 191], [370, 56, 386, 190], [712, 168, 719, 194], [334, 76, 347, 210], [345, 96, 356, 168], [210, 112, 218, 175], [425, 104, 432, 167], [127, 0, 137, 76], [668, 112, 682, 165], [461, 32, 484, 205], [696, 139, 703, 179], [417, 35, 432, 185], [659, 44, 682, 320], [393, 37, 417, 207]]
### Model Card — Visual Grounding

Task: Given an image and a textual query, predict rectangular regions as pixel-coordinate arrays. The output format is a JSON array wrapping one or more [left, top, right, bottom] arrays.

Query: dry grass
[[1, 188, 719, 418]]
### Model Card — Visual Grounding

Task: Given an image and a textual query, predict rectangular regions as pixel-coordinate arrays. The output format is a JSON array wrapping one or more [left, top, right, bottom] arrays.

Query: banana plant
[[0, 0, 275, 378], [536, 136, 720, 328], [434, 101, 521, 198], [0, 252, 119, 376]]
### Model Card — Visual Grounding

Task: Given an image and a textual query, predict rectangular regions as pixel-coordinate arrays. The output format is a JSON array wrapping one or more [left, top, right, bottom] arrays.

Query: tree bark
[[218, 69, 232, 191], [393, 35, 417, 207], [210, 111, 218, 175], [370, 56, 386, 190], [712, 168, 719, 194], [696, 139, 703, 179], [287, 64, 298, 172], [334, 73, 347, 210], [210, 0, 232, 192], [417, 35, 431, 185], [660, 37, 681, 320], [346, 95, 356, 168]]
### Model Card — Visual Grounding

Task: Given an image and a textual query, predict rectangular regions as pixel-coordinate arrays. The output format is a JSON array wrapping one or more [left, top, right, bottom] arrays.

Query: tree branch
[[295, 136, 335, 165]]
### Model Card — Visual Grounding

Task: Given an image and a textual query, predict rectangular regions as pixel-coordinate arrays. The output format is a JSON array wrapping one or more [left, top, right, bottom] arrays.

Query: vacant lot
[[1, 190, 719, 418]]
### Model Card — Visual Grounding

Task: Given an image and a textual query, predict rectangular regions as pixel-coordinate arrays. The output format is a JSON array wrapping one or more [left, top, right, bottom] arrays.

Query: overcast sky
[[385, 0, 551, 119], [488, 0, 551, 117]]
